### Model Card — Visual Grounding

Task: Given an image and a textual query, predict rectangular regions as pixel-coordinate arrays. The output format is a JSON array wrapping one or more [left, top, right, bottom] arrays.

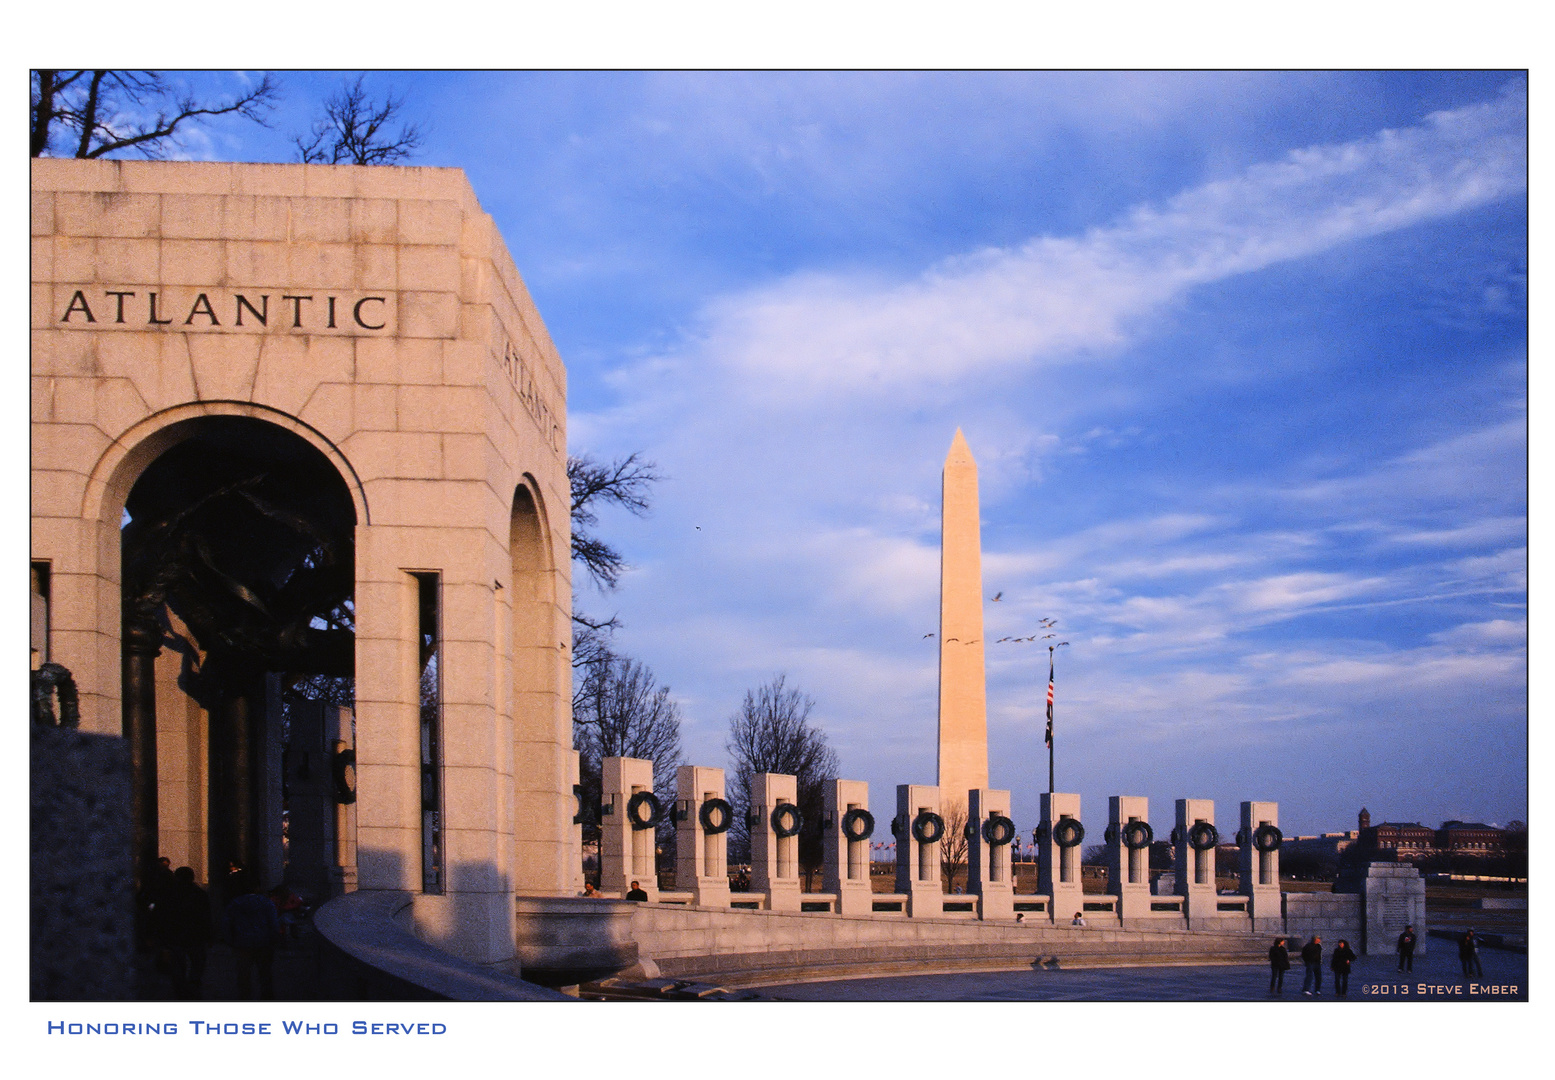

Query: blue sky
[[152, 70, 1526, 838]]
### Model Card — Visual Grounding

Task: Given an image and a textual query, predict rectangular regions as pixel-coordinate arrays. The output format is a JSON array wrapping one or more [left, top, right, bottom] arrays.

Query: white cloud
[[670, 83, 1526, 400]]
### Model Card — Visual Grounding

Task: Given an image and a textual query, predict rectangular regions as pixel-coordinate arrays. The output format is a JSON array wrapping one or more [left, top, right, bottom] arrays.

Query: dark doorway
[[121, 416, 356, 900]]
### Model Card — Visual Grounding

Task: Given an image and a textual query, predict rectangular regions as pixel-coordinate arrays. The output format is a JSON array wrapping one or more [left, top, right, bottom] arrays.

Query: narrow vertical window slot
[[414, 572, 444, 895]]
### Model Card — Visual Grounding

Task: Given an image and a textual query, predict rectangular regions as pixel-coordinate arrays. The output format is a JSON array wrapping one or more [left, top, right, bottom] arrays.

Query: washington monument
[[936, 429, 989, 813]]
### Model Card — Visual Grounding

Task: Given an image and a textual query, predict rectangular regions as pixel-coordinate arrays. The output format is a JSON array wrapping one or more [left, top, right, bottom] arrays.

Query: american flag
[[1044, 653, 1055, 749]]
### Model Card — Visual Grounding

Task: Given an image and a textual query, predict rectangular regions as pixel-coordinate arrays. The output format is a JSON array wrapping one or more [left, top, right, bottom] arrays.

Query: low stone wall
[[30, 724, 135, 1001], [626, 904, 1269, 987], [1282, 892, 1365, 947]]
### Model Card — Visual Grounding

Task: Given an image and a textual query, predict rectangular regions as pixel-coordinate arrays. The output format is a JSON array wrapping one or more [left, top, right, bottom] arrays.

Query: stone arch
[[84, 400, 369, 531], [509, 474, 572, 893], [110, 409, 361, 890]]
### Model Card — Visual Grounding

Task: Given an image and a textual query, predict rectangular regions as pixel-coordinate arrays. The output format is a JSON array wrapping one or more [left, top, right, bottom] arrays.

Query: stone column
[[751, 773, 801, 911], [601, 756, 658, 901], [1173, 798, 1219, 925], [1238, 800, 1282, 929], [894, 784, 943, 917], [968, 788, 1015, 921], [1038, 792, 1084, 924], [675, 765, 731, 908], [936, 430, 989, 819], [121, 612, 161, 880], [1106, 795, 1153, 920], [822, 779, 874, 916], [328, 706, 358, 896]]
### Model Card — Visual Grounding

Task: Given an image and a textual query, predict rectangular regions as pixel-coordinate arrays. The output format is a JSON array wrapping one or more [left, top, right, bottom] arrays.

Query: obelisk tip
[[946, 428, 975, 468]]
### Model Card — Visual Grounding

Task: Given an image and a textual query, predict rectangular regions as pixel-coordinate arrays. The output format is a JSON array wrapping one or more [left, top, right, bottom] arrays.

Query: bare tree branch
[[567, 452, 662, 592], [31, 70, 279, 159], [295, 75, 424, 166]]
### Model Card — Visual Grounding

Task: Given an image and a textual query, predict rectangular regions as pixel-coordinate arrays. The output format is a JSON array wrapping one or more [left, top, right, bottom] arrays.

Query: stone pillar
[[121, 613, 161, 880], [1358, 862, 1428, 956], [1173, 798, 1219, 924], [675, 765, 731, 908], [751, 773, 801, 911], [822, 780, 874, 916], [601, 756, 658, 901], [1106, 795, 1153, 920], [283, 698, 334, 900], [1238, 800, 1282, 928], [936, 430, 989, 818], [1038, 792, 1084, 924], [968, 788, 1015, 921], [567, 751, 584, 895], [328, 707, 358, 897], [894, 784, 943, 917]]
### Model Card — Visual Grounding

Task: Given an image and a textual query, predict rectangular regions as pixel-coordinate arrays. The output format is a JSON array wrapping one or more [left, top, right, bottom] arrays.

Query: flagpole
[[1046, 646, 1055, 795]]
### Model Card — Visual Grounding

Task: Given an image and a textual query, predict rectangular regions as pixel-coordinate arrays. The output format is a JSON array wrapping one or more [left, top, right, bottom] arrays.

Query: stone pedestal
[[1038, 792, 1084, 924], [1173, 798, 1219, 924], [968, 788, 1015, 921], [1339, 861, 1428, 956], [675, 765, 731, 909], [822, 779, 874, 916], [895, 784, 943, 917], [601, 757, 658, 901], [751, 773, 801, 911], [1238, 800, 1282, 928], [283, 700, 357, 901], [1106, 795, 1153, 920]]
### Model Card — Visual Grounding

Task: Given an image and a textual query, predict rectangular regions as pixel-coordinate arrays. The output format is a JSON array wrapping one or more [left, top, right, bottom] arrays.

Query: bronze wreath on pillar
[[1121, 820, 1154, 850], [841, 808, 875, 841], [626, 791, 662, 830], [1053, 816, 1085, 849], [698, 797, 733, 835], [771, 802, 803, 838], [1253, 824, 1283, 852], [331, 748, 356, 805], [1188, 821, 1220, 851], [911, 810, 944, 844], [982, 814, 1016, 846]]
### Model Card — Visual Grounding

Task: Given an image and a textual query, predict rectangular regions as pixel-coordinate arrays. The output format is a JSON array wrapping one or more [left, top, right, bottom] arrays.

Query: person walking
[[1300, 935, 1323, 996], [1330, 939, 1357, 996], [1396, 925, 1417, 972], [1268, 937, 1291, 994], [162, 867, 211, 1000], [223, 872, 280, 1000], [1459, 929, 1484, 979]]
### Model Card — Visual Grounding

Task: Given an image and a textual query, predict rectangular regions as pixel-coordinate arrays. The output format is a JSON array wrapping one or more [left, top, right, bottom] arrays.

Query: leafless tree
[[940, 801, 970, 893], [572, 654, 683, 868], [725, 675, 839, 886], [294, 75, 425, 166], [32, 70, 278, 159]]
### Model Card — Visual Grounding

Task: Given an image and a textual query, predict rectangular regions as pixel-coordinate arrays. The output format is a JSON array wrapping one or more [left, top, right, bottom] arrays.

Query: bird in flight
[[991, 591, 1003, 601], [922, 632, 935, 639], [1041, 633, 1055, 639]]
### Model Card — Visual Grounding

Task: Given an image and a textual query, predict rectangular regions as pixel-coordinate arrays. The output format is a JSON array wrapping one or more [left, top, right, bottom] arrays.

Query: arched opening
[[509, 478, 571, 893], [120, 415, 357, 904]]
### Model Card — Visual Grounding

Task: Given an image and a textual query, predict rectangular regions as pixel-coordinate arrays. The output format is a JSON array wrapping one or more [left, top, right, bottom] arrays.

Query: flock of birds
[[923, 610, 1067, 647]]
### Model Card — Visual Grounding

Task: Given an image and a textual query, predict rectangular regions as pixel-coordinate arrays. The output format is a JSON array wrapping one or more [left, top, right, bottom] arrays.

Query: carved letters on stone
[[56, 288, 393, 335]]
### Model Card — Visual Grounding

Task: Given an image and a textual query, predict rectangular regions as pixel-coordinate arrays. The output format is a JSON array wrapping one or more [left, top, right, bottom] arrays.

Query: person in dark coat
[[1396, 925, 1417, 971], [625, 880, 649, 901], [162, 867, 212, 999], [1300, 935, 1323, 995], [1267, 937, 1291, 993], [223, 872, 280, 1000], [1459, 929, 1484, 979], [1330, 939, 1357, 996]]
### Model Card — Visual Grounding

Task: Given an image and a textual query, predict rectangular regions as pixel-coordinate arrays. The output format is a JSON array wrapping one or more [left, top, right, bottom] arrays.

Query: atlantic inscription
[[53, 288, 393, 334]]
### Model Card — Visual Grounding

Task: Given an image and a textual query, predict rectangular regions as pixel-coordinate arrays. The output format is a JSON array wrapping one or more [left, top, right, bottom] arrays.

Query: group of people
[[136, 857, 307, 1000], [1267, 935, 1357, 996], [1267, 923, 1489, 996]]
